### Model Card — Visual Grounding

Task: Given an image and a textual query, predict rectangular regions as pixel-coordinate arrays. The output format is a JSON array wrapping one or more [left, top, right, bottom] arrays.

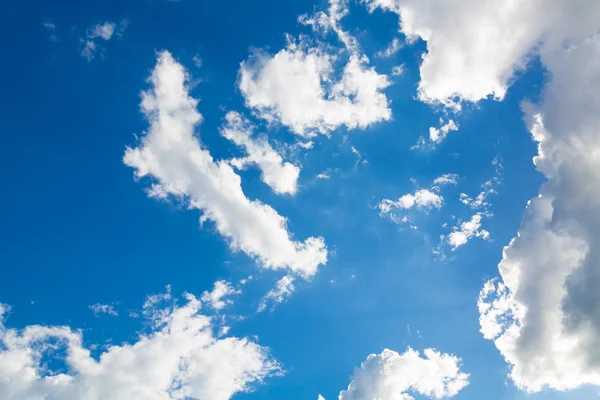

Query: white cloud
[[221, 111, 300, 195], [89, 22, 116, 40], [239, 46, 390, 137], [429, 119, 458, 143], [459, 158, 502, 214], [0, 294, 279, 400], [433, 173, 459, 186], [479, 36, 600, 392], [351, 145, 368, 166], [42, 21, 59, 42], [391, 64, 405, 76], [123, 51, 327, 277], [297, 0, 357, 53], [336, 348, 469, 399], [238, 0, 391, 137], [378, 174, 462, 225], [445, 213, 489, 250], [376, 37, 403, 58], [412, 119, 458, 149], [380, 189, 443, 212], [89, 303, 118, 317], [80, 20, 127, 61], [257, 275, 295, 312], [363, 0, 600, 107], [192, 54, 203, 69], [201, 280, 240, 311]]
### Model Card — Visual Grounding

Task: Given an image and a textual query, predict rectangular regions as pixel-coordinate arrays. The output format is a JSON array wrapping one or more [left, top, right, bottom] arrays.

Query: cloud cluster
[[123, 51, 327, 277], [0, 294, 279, 400], [329, 348, 469, 399]]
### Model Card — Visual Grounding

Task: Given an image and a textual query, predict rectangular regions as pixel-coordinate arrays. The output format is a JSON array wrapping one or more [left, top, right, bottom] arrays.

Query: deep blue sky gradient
[[0, 0, 595, 399]]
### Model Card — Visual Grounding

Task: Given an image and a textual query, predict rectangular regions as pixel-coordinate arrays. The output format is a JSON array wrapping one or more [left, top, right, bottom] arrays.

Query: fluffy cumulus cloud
[[123, 51, 327, 277], [0, 294, 279, 400], [479, 36, 600, 392], [221, 111, 300, 195], [238, 0, 391, 137], [329, 348, 469, 399], [363, 0, 600, 107]]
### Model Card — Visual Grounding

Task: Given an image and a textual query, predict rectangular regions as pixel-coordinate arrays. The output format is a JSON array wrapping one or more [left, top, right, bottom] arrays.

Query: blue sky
[[2, 0, 600, 399]]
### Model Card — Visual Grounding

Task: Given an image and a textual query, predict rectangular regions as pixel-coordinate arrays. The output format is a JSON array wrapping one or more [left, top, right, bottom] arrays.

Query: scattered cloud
[[257, 275, 295, 312], [80, 20, 128, 61], [380, 189, 443, 213], [333, 348, 469, 399], [89, 303, 118, 316], [375, 37, 403, 58], [221, 111, 300, 195], [0, 293, 279, 400], [192, 54, 203, 68], [201, 280, 240, 311], [123, 51, 327, 278], [433, 173, 459, 186], [391, 64, 404, 76], [42, 21, 59, 42], [444, 213, 490, 250], [378, 174, 457, 225], [459, 158, 502, 214], [350, 145, 367, 166], [412, 118, 458, 149]]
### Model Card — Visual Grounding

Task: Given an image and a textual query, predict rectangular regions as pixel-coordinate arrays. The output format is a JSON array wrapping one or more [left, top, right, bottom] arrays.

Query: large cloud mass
[[0, 295, 278, 400], [364, 0, 600, 106], [124, 51, 327, 277], [334, 348, 469, 399], [362, 0, 600, 392], [479, 37, 600, 392]]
